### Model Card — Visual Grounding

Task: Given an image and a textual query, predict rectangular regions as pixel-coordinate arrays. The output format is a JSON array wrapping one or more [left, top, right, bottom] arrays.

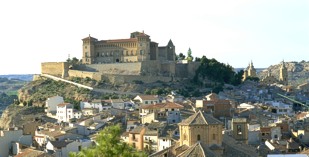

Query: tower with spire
[[279, 60, 288, 85], [242, 61, 257, 81]]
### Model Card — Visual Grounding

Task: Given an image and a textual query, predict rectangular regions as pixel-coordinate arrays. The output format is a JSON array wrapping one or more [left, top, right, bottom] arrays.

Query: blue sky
[[0, 0, 308, 74]]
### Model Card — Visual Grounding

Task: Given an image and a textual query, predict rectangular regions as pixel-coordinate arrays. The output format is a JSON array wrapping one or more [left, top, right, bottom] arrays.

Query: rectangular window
[[237, 125, 242, 135], [213, 134, 216, 140]]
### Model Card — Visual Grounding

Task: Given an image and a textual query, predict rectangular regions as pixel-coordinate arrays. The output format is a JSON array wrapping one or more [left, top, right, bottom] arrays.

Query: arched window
[[131, 50, 133, 55], [197, 134, 201, 141]]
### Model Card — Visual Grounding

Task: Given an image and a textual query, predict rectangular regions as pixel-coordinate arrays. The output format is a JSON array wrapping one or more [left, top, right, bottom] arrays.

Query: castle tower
[[279, 60, 288, 85], [231, 118, 248, 144], [82, 35, 98, 64], [135, 32, 151, 62], [167, 39, 176, 61], [178, 110, 223, 147], [247, 61, 257, 77]]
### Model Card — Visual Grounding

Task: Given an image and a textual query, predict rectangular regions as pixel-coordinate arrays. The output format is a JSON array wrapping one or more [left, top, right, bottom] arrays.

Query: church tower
[[247, 61, 257, 77], [279, 60, 288, 85], [232, 118, 248, 144]]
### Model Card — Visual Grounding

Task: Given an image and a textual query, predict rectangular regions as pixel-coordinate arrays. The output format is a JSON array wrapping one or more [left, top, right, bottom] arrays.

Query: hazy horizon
[[1, 0, 308, 74]]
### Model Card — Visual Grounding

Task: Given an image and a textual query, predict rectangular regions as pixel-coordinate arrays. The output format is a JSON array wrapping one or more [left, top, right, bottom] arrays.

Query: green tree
[[186, 48, 193, 62], [70, 125, 146, 157], [177, 53, 186, 60]]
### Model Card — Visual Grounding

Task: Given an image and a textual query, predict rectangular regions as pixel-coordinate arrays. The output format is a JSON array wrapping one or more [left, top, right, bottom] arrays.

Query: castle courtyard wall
[[75, 63, 142, 75]]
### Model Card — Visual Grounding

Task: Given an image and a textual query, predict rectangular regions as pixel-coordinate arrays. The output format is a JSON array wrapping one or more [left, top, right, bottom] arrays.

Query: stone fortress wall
[[41, 61, 200, 84], [41, 31, 201, 84], [41, 62, 69, 78]]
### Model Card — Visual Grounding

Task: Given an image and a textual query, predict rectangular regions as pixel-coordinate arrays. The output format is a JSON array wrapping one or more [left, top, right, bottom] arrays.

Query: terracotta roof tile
[[141, 102, 184, 109], [179, 110, 223, 126], [57, 103, 72, 107], [136, 95, 159, 100]]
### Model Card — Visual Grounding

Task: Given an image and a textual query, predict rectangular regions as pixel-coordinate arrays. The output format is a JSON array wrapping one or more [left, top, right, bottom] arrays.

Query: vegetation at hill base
[[69, 125, 146, 157]]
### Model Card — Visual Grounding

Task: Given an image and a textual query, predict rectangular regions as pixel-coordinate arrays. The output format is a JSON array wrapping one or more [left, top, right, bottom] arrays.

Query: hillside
[[258, 61, 309, 86], [0, 77, 28, 116], [18, 77, 94, 107]]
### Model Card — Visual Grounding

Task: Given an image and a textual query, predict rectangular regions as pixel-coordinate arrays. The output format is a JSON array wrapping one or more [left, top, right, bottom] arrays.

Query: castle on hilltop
[[41, 31, 200, 84], [82, 31, 175, 64]]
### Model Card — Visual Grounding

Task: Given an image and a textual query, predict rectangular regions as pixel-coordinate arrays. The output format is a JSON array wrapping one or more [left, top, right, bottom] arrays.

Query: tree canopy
[[69, 125, 146, 157], [194, 56, 243, 86], [186, 48, 193, 62]]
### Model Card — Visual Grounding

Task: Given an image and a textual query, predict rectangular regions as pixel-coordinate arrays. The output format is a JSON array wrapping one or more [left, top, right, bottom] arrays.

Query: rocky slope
[[258, 61, 309, 86], [0, 105, 45, 129]]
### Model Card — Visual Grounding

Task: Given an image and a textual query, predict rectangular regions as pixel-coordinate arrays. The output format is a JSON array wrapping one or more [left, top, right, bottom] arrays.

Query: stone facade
[[242, 61, 257, 81], [178, 110, 223, 147], [279, 61, 288, 85], [41, 31, 201, 84], [41, 62, 69, 78], [82, 31, 175, 64]]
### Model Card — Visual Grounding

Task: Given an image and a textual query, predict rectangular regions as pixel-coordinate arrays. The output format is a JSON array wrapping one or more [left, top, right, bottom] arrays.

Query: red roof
[[57, 103, 71, 107], [141, 102, 184, 109]]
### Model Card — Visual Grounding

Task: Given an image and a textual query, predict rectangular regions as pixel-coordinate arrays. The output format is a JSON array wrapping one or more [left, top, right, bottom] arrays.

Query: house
[[46, 96, 64, 113], [166, 94, 184, 103], [157, 124, 179, 151], [128, 126, 146, 150], [14, 148, 46, 157], [133, 95, 160, 105], [80, 99, 106, 112], [46, 139, 92, 157], [140, 102, 183, 124], [34, 124, 83, 147], [266, 101, 294, 116], [0, 129, 32, 157], [56, 103, 82, 123], [101, 99, 113, 110], [144, 128, 158, 152], [81, 108, 99, 116], [111, 99, 125, 109], [196, 99, 233, 118], [126, 120, 140, 132]]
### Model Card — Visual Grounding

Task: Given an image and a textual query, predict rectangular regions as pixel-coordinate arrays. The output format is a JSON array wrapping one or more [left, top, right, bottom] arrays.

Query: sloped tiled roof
[[50, 140, 73, 148], [135, 95, 159, 100], [179, 110, 223, 126], [130, 126, 144, 134], [57, 103, 71, 107], [141, 102, 184, 109], [177, 142, 219, 157]]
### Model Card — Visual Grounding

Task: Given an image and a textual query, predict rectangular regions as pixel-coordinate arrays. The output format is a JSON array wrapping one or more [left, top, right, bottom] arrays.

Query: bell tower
[[279, 60, 288, 85], [232, 118, 248, 144]]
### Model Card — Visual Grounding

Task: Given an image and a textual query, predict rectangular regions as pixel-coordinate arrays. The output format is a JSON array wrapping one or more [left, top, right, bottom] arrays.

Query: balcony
[[144, 139, 157, 145]]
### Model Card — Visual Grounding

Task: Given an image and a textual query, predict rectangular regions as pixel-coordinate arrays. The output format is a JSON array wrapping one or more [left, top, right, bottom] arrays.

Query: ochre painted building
[[82, 31, 175, 64]]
